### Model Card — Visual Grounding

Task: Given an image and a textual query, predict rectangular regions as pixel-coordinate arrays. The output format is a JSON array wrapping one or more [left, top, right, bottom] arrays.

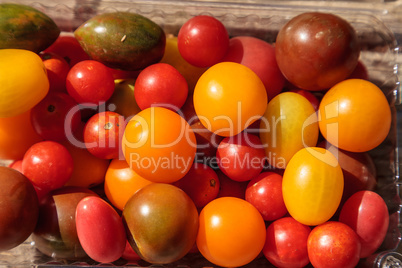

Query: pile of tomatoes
[[0, 10, 396, 268]]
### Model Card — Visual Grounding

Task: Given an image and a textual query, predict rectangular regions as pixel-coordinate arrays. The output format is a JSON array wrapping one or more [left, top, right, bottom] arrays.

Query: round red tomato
[[31, 91, 81, 142], [83, 111, 126, 159], [66, 60, 115, 105], [263, 217, 311, 268], [134, 63, 188, 111], [307, 221, 361, 268], [178, 15, 229, 67], [245, 172, 287, 221], [275, 12, 360, 91], [40, 52, 70, 92], [173, 162, 220, 208], [22, 141, 74, 194], [197, 197, 266, 267], [339, 190, 389, 258]]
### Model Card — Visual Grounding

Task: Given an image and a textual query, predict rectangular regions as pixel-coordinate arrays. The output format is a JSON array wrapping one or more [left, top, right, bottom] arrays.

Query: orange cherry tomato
[[318, 78, 391, 153], [282, 147, 344, 226], [104, 158, 153, 211], [122, 107, 196, 183], [197, 197, 266, 267], [0, 110, 42, 161], [193, 62, 267, 137]]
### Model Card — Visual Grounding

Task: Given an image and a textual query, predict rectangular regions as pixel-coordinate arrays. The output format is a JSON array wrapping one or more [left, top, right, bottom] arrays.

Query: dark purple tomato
[[76, 196, 126, 263], [30, 91, 81, 141], [245, 172, 287, 221], [0, 166, 39, 251], [83, 111, 126, 159], [134, 63, 188, 111], [66, 60, 115, 105], [263, 217, 311, 268], [339, 190, 389, 258], [178, 15, 229, 68], [32, 186, 97, 259], [275, 12, 360, 91], [122, 183, 199, 264]]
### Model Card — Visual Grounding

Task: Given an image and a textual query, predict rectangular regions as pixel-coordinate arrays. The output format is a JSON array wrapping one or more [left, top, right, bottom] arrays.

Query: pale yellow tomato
[[260, 92, 319, 169], [0, 49, 49, 117]]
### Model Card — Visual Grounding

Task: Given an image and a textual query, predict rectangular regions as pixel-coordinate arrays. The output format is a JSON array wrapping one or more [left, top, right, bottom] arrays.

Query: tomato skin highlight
[[282, 147, 344, 226]]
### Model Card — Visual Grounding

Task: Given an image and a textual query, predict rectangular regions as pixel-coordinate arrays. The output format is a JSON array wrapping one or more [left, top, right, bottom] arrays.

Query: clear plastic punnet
[[0, 0, 401, 267]]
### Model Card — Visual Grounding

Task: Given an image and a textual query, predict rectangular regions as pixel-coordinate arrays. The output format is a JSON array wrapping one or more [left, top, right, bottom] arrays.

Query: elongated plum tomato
[[123, 183, 199, 264], [318, 78, 391, 153], [193, 62, 267, 137], [339, 190, 389, 258], [282, 147, 344, 226], [275, 12, 360, 91], [76, 196, 126, 263], [259, 92, 319, 169], [0, 49, 49, 117], [122, 107, 196, 183], [197, 197, 266, 267]]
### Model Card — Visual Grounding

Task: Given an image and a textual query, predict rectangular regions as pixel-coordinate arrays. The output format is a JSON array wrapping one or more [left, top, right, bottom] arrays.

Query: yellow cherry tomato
[[0, 49, 49, 117], [282, 147, 344, 226], [318, 78, 391, 152], [122, 107, 196, 183], [104, 158, 153, 211], [194, 62, 267, 137], [260, 92, 319, 169]]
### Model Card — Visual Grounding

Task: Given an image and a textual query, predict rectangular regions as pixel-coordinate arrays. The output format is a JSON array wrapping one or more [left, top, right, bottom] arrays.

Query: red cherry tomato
[[76, 196, 126, 263], [289, 88, 320, 111], [307, 221, 361, 268], [339, 190, 389, 258], [83, 111, 126, 159], [173, 162, 220, 209], [22, 141, 74, 194], [121, 240, 141, 261], [30, 91, 81, 142], [40, 52, 70, 93], [215, 169, 248, 199], [44, 35, 91, 67], [245, 172, 287, 221], [178, 15, 229, 67], [263, 217, 311, 268], [216, 132, 266, 182], [222, 36, 285, 100], [134, 63, 188, 111], [66, 60, 115, 105]]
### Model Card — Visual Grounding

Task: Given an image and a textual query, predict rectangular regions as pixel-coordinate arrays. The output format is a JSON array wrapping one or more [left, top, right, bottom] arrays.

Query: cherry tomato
[[318, 78, 391, 152], [307, 221, 361, 268], [222, 36, 285, 100], [245, 172, 287, 221], [216, 132, 266, 182], [275, 12, 360, 91], [83, 111, 126, 159], [44, 35, 91, 67], [173, 162, 220, 209], [106, 79, 141, 120], [30, 91, 81, 142], [197, 197, 266, 267], [194, 62, 267, 137], [104, 158, 153, 211], [134, 63, 188, 111], [282, 147, 344, 226], [76, 196, 126, 263], [0, 110, 42, 161], [121, 240, 141, 261], [215, 169, 248, 199], [259, 92, 319, 169], [348, 60, 369, 80], [22, 141, 74, 194], [339, 190, 389, 258], [178, 15, 229, 68], [122, 107, 196, 183], [40, 52, 70, 93], [263, 217, 311, 268], [66, 60, 115, 105], [289, 88, 320, 111]]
